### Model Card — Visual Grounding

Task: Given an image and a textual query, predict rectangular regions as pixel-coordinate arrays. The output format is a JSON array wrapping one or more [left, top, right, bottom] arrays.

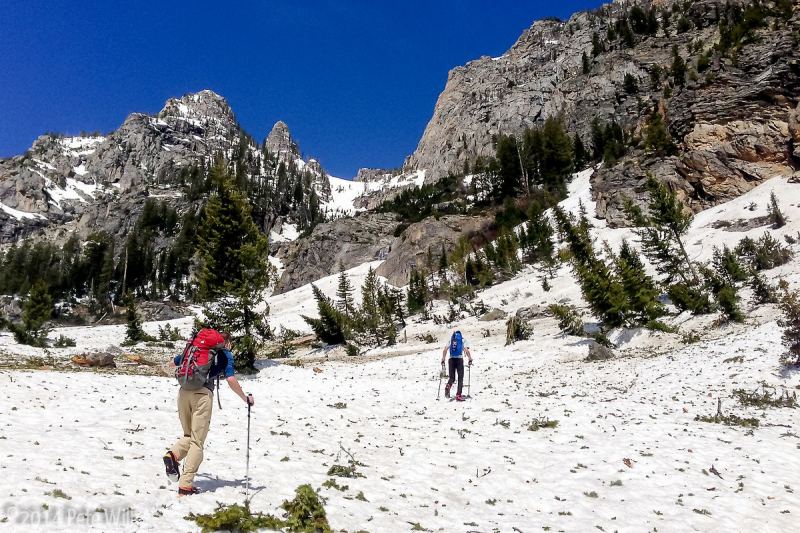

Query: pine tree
[[712, 245, 748, 284], [671, 45, 687, 87], [573, 134, 587, 170], [303, 285, 348, 345], [438, 245, 448, 275], [644, 111, 675, 155], [769, 191, 787, 228], [553, 207, 631, 328], [197, 160, 273, 372], [361, 267, 381, 336], [14, 280, 52, 347], [701, 265, 744, 323], [335, 263, 355, 318], [591, 32, 604, 57], [751, 271, 778, 305], [523, 203, 555, 264], [407, 267, 429, 314], [623, 176, 699, 285], [124, 291, 146, 344], [540, 117, 574, 195], [778, 280, 800, 365], [623, 73, 639, 94], [494, 134, 523, 201], [616, 240, 665, 323]]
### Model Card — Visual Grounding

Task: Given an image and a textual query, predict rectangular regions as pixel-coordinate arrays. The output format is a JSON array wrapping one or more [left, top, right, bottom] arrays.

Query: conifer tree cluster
[[553, 206, 664, 329], [590, 119, 627, 164], [472, 117, 576, 204], [304, 267, 405, 348], [406, 267, 430, 315], [622, 176, 793, 323]]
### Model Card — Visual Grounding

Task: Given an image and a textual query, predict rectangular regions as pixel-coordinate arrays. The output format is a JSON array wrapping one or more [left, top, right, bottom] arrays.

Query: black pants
[[447, 358, 465, 396]]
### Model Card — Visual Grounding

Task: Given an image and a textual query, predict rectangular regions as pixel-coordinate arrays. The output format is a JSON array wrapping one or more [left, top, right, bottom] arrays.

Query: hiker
[[163, 329, 254, 496], [441, 330, 473, 401]]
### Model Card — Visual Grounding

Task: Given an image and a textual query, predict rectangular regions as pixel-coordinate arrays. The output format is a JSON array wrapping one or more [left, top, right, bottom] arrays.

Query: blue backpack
[[449, 331, 464, 358]]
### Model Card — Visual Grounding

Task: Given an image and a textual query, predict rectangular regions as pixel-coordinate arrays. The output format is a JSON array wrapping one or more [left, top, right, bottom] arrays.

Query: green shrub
[[528, 418, 559, 431], [549, 304, 584, 336], [735, 233, 792, 271], [53, 335, 76, 348], [186, 484, 330, 533], [505, 316, 533, 345], [668, 283, 714, 314]]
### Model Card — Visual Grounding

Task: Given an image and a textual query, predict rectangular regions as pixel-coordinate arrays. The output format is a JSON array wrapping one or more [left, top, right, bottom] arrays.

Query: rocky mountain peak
[[265, 120, 300, 159], [158, 89, 236, 124]]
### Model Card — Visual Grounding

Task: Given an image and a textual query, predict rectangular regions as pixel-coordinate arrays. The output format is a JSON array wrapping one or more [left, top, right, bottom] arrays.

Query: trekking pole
[[245, 394, 253, 504], [437, 362, 444, 400], [467, 363, 471, 399]]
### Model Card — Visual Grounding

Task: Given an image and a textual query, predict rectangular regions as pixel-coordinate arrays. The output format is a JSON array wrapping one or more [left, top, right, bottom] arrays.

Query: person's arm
[[220, 349, 254, 405], [441, 346, 448, 365], [226, 376, 254, 405], [465, 347, 473, 365]]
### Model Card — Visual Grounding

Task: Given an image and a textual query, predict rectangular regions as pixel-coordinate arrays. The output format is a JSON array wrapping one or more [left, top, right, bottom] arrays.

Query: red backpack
[[175, 329, 226, 390]]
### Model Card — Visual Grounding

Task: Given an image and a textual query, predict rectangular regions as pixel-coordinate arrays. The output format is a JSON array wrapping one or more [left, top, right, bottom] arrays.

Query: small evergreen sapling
[[778, 280, 800, 365], [750, 271, 778, 305], [769, 191, 786, 229], [124, 291, 147, 344], [701, 266, 744, 323], [335, 263, 355, 318], [12, 280, 53, 347], [712, 246, 748, 284], [549, 304, 585, 336]]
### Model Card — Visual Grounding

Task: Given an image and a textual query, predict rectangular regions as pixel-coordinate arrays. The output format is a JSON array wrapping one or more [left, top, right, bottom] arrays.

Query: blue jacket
[[174, 349, 235, 390]]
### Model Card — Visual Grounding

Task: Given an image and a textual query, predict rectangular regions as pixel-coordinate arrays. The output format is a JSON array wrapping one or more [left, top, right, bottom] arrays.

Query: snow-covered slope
[[1, 173, 799, 532]]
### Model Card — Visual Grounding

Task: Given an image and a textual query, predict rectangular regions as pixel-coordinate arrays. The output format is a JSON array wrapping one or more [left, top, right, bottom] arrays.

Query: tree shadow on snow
[[192, 474, 267, 493], [778, 363, 800, 379]]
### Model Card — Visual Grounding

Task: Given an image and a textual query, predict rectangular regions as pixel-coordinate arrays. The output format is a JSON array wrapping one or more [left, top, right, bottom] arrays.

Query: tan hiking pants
[[170, 387, 213, 488]]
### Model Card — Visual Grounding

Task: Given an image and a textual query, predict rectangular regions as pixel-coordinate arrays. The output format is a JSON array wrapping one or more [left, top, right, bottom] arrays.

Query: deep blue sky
[[1, 0, 602, 178]]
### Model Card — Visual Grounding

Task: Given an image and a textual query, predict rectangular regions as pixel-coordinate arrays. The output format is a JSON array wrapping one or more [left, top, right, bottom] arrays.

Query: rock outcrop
[[375, 214, 490, 286], [273, 213, 400, 294]]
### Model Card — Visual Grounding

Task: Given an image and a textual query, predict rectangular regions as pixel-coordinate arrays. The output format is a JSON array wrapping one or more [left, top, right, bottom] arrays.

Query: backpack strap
[[216, 374, 222, 410]]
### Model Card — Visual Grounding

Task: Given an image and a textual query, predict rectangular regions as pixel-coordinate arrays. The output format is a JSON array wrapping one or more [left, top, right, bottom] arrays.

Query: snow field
[[0, 173, 799, 531]]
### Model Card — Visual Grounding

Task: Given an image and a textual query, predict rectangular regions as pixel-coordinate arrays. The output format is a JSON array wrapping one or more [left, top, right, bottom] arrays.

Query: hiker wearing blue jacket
[[441, 330, 473, 401]]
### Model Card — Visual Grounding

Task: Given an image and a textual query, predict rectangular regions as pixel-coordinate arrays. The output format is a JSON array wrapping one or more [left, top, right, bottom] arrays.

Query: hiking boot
[[456, 394, 465, 402], [178, 486, 200, 496], [163, 451, 180, 482], [444, 383, 452, 398]]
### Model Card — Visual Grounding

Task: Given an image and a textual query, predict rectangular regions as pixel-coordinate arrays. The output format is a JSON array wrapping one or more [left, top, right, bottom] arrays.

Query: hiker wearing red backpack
[[441, 330, 473, 401], [163, 329, 254, 496]]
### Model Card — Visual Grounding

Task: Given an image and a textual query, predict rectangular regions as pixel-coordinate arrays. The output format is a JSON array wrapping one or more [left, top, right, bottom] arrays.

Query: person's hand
[[246, 394, 254, 406], [468, 358, 473, 367]]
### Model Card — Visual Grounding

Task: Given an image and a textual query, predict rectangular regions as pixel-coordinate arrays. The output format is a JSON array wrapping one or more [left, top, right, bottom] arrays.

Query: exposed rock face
[[594, 14, 800, 225], [273, 213, 400, 294], [404, 1, 641, 181], [375, 214, 490, 286], [405, 0, 800, 222], [350, 169, 428, 211], [266, 120, 300, 161]]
